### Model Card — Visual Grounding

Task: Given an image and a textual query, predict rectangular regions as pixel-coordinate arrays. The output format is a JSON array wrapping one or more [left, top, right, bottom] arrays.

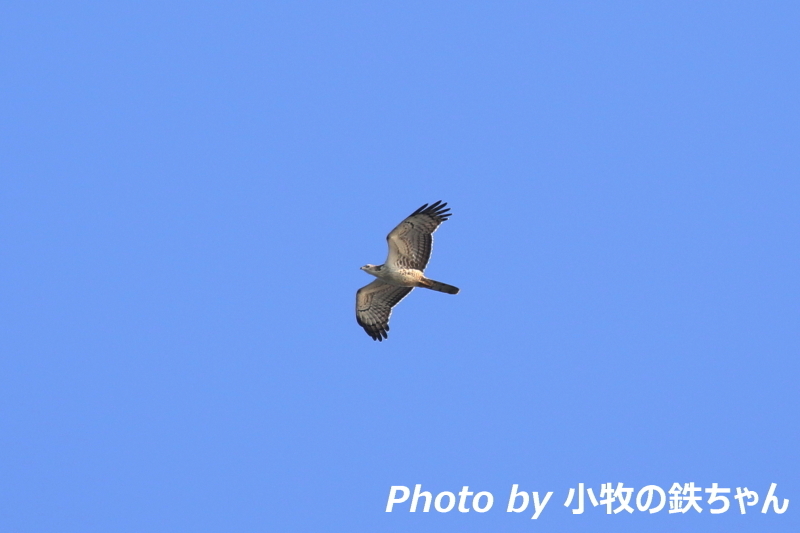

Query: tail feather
[[420, 278, 460, 294]]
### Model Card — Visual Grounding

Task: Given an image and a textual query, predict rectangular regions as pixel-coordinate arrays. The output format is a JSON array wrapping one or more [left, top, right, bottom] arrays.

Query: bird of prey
[[356, 201, 459, 341]]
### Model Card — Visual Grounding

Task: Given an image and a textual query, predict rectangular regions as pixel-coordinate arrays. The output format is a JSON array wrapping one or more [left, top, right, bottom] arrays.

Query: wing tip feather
[[410, 200, 452, 221]]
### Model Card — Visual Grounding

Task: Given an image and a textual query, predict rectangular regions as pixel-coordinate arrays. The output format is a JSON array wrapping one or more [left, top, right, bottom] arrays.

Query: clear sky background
[[2, 2, 799, 532]]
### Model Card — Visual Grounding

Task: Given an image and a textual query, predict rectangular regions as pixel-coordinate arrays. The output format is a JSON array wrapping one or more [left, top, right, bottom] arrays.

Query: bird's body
[[361, 264, 425, 287], [356, 201, 459, 341]]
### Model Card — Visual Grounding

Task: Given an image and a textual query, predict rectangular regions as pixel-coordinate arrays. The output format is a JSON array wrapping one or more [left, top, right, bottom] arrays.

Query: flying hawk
[[356, 201, 460, 341]]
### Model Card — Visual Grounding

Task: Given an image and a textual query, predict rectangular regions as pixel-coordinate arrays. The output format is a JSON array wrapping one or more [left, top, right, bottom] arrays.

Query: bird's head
[[360, 264, 380, 274]]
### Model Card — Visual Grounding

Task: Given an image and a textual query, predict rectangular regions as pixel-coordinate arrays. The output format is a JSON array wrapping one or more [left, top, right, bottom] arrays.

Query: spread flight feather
[[356, 201, 459, 341]]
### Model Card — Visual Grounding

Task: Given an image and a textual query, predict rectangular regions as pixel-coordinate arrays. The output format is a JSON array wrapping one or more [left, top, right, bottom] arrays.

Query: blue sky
[[2, 2, 799, 532]]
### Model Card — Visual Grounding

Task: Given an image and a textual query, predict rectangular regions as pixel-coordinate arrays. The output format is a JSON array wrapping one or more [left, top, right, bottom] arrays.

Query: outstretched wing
[[356, 280, 414, 341], [386, 200, 451, 270]]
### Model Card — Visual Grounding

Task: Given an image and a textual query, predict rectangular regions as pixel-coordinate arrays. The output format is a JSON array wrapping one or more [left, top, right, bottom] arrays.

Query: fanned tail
[[419, 278, 460, 294]]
